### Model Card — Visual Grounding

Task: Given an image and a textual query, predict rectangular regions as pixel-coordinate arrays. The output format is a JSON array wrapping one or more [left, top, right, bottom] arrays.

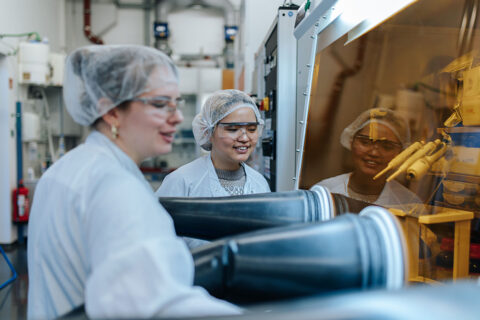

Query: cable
[[0, 246, 17, 290], [0, 32, 41, 41], [0, 31, 42, 56]]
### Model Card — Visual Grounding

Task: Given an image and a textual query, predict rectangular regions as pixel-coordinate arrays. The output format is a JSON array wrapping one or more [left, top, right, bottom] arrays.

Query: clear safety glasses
[[353, 134, 402, 153], [217, 122, 263, 139], [129, 96, 185, 116]]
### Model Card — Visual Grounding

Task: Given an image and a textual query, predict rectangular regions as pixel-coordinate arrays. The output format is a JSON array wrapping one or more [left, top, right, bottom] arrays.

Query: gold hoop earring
[[111, 125, 118, 139]]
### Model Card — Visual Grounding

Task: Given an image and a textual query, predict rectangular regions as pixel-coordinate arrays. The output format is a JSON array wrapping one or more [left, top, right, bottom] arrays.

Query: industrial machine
[[159, 0, 480, 300], [253, 4, 299, 191], [294, 0, 480, 284]]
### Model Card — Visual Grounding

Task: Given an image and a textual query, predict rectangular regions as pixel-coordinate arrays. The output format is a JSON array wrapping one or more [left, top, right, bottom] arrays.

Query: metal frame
[[293, 0, 415, 188], [254, 7, 298, 191], [275, 8, 298, 191]]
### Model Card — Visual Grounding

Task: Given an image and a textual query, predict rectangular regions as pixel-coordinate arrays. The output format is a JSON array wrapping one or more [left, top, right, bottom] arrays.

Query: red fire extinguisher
[[12, 180, 29, 223]]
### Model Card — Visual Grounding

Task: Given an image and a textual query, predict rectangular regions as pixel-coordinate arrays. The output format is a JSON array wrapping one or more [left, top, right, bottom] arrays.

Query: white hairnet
[[192, 89, 264, 151], [340, 108, 411, 150], [64, 44, 178, 126]]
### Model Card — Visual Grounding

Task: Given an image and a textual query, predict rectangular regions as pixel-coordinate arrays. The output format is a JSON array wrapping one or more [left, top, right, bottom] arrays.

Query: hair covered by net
[[340, 108, 411, 150], [63, 44, 179, 126], [192, 89, 264, 151]]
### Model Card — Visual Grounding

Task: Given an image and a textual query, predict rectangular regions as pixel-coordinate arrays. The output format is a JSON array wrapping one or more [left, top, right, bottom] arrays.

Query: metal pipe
[[202, 0, 237, 25], [15, 102, 23, 185], [144, 0, 151, 45], [83, 0, 104, 44]]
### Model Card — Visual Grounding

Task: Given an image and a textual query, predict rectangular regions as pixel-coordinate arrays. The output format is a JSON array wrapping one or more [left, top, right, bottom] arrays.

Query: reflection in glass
[[301, 0, 480, 284]]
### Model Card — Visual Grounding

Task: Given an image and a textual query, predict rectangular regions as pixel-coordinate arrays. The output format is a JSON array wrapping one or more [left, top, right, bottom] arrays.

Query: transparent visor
[[129, 95, 185, 117], [353, 134, 403, 153], [216, 122, 264, 139]]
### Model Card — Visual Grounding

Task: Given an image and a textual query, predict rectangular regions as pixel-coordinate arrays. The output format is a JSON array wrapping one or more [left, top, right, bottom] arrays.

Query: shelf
[[429, 171, 480, 184], [418, 210, 473, 224], [439, 127, 480, 133], [409, 276, 443, 285]]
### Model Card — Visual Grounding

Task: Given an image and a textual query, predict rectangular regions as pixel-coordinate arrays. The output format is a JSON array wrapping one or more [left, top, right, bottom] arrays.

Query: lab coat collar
[[206, 155, 230, 196], [86, 131, 151, 190], [206, 155, 254, 195]]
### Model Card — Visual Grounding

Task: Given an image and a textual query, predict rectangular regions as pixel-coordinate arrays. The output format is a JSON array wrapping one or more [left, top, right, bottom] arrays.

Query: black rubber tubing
[[159, 190, 372, 240], [191, 213, 391, 302]]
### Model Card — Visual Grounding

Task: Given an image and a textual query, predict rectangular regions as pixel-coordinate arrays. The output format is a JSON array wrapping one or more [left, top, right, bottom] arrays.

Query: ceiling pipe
[[202, 0, 237, 26], [202, 0, 238, 68], [155, 0, 176, 22], [83, 0, 104, 44], [113, 0, 154, 10]]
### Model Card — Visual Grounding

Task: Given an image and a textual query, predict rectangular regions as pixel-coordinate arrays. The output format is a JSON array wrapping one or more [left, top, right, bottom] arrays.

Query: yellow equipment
[[386, 139, 442, 182], [406, 143, 448, 181], [373, 141, 424, 180]]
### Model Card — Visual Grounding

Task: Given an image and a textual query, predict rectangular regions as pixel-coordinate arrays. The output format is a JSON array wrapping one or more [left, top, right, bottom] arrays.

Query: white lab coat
[[156, 155, 270, 197], [27, 131, 240, 319], [315, 173, 422, 210]]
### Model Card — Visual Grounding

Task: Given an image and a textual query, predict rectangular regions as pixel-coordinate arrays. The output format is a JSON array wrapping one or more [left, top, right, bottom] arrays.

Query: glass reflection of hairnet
[[340, 108, 411, 150], [63, 44, 178, 126], [192, 89, 264, 151]]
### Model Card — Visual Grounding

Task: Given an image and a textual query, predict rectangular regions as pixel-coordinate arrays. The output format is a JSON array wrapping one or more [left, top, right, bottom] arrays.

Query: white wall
[[0, 0, 64, 243], [236, 0, 287, 93], [169, 8, 225, 56], [64, 1, 239, 57], [0, 55, 13, 244], [0, 0, 64, 52], [62, 0, 279, 92], [65, 0, 146, 52]]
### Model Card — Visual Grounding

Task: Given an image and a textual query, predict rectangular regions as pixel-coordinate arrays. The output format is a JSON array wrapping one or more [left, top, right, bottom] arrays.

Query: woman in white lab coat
[[156, 89, 270, 197], [313, 108, 422, 210], [27, 45, 240, 319]]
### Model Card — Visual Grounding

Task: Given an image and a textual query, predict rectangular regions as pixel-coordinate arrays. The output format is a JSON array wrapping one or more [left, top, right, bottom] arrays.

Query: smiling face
[[114, 82, 184, 164], [351, 122, 402, 179], [210, 106, 259, 170]]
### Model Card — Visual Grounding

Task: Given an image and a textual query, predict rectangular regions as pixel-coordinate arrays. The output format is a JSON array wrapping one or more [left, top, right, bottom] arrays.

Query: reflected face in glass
[[211, 107, 259, 169], [351, 123, 402, 178], [116, 82, 184, 163]]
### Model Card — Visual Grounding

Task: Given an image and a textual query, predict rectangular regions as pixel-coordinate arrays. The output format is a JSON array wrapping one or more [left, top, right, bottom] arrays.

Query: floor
[[0, 242, 28, 320]]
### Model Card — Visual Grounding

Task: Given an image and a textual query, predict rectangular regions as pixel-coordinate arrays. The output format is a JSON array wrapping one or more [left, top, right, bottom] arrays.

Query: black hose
[[192, 206, 405, 302], [159, 187, 372, 240]]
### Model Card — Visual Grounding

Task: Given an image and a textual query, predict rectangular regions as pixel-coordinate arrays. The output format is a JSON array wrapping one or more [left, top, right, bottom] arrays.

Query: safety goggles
[[216, 122, 263, 139], [353, 134, 402, 153], [129, 96, 185, 115]]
